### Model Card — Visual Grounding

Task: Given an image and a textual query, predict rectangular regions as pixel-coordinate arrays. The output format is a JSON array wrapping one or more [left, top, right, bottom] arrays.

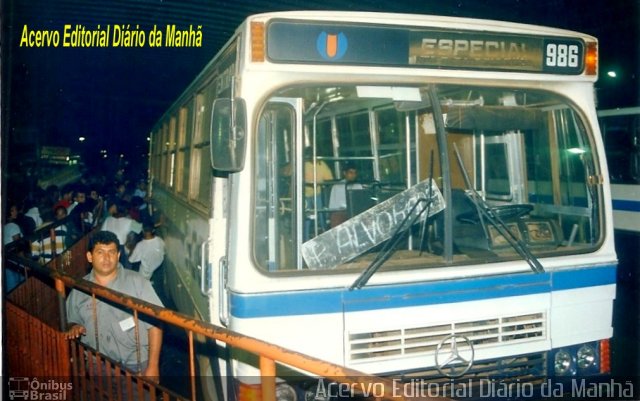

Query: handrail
[[5, 252, 451, 401]]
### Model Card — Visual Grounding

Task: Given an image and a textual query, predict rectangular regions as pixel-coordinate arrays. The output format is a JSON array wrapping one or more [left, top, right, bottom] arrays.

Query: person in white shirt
[[24, 200, 43, 228], [101, 201, 142, 268], [328, 162, 362, 227], [128, 223, 165, 281], [102, 202, 142, 243], [133, 180, 148, 202], [3, 222, 22, 245], [4, 221, 24, 291]]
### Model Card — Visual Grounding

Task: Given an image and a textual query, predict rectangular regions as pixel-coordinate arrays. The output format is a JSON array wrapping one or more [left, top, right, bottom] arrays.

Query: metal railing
[[5, 236, 451, 401]]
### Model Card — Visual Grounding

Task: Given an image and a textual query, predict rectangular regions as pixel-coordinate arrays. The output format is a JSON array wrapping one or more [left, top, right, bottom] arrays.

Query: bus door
[[255, 98, 301, 270], [479, 131, 527, 205], [207, 175, 230, 325]]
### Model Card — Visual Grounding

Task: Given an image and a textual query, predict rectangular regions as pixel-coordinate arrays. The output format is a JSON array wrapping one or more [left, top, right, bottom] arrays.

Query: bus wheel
[[194, 338, 231, 401], [197, 355, 222, 401]]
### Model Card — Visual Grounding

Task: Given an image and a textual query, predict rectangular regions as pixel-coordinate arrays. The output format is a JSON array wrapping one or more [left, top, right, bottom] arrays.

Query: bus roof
[[247, 11, 597, 41], [149, 10, 598, 133], [247, 11, 596, 76]]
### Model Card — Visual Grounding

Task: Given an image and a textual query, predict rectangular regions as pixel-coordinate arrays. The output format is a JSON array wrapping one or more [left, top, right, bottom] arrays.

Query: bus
[[597, 107, 640, 232], [148, 11, 617, 401], [8, 377, 30, 400]]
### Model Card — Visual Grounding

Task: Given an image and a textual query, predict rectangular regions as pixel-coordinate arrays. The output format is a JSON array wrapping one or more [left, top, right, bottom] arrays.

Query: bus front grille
[[348, 312, 546, 363], [392, 352, 548, 395]]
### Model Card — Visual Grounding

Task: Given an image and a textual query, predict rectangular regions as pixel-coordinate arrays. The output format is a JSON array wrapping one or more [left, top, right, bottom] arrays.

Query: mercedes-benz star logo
[[435, 334, 475, 378]]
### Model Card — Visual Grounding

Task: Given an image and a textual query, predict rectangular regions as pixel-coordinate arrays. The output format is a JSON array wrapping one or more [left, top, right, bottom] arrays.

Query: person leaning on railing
[[64, 230, 163, 381]]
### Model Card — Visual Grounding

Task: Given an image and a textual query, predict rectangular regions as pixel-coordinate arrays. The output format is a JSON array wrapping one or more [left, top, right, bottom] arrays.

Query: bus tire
[[197, 354, 223, 401]]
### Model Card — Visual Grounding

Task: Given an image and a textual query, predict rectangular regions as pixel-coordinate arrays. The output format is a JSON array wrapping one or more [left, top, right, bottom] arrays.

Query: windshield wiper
[[452, 143, 544, 274], [349, 195, 433, 290], [350, 150, 439, 290]]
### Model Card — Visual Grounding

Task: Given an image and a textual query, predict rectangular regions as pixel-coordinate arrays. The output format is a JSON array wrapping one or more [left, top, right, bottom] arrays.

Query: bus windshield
[[254, 84, 601, 272]]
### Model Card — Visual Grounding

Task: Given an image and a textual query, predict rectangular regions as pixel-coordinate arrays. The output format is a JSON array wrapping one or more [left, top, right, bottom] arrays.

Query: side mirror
[[210, 98, 247, 172]]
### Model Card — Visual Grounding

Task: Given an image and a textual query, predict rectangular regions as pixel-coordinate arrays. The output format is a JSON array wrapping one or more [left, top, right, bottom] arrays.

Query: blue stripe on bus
[[612, 199, 640, 212], [229, 265, 616, 318]]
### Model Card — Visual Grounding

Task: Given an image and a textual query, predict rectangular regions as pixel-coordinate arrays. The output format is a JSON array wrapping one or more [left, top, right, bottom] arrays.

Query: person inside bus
[[328, 162, 362, 228], [303, 147, 333, 239], [65, 230, 163, 382]]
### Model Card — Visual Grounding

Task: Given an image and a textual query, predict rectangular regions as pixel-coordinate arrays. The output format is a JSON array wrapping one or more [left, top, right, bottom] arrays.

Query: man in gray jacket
[[65, 230, 163, 381]]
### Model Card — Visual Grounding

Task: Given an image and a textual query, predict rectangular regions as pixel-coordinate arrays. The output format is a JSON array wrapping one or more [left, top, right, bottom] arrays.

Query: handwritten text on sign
[[301, 179, 445, 270]]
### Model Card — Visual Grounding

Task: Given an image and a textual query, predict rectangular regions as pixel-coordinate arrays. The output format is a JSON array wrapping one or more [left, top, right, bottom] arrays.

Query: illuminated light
[[276, 384, 297, 401], [584, 41, 598, 76], [238, 382, 262, 401], [78, 136, 86, 142], [577, 344, 596, 369], [554, 350, 573, 375], [251, 21, 265, 62], [607, 71, 617, 78], [600, 339, 611, 374], [567, 148, 586, 154]]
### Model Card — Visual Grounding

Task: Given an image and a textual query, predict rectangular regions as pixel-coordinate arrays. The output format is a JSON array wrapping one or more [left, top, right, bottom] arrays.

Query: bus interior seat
[[451, 188, 477, 225], [346, 187, 377, 217]]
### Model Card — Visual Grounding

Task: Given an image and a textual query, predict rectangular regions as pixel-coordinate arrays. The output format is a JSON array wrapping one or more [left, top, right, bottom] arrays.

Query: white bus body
[[597, 107, 640, 232], [149, 11, 616, 400]]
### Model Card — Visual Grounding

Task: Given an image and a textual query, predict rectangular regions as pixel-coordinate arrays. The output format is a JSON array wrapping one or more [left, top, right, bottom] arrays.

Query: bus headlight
[[577, 344, 597, 370], [276, 383, 297, 401], [303, 383, 328, 401], [554, 350, 574, 375]]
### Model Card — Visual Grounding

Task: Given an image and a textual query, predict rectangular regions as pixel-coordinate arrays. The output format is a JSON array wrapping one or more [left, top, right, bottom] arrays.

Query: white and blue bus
[[148, 11, 617, 400], [597, 107, 640, 233]]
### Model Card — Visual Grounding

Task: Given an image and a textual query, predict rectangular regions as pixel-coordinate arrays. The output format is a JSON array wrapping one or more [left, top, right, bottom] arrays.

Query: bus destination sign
[[266, 20, 586, 75], [409, 31, 584, 74]]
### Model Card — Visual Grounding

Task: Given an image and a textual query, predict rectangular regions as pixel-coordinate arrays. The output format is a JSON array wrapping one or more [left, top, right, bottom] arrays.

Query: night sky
[[3, 0, 638, 178]]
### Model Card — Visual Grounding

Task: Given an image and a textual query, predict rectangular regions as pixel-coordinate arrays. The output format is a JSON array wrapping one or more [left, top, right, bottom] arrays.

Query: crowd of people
[[4, 171, 166, 293], [5, 170, 167, 387]]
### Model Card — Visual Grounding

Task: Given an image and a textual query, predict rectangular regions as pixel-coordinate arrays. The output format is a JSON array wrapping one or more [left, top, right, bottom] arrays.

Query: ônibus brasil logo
[[8, 377, 72, 400]]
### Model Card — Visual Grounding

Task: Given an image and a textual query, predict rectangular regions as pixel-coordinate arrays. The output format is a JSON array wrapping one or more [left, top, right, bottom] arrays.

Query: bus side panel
[[550, 285, 616, 347], [611, 184, 640, 232], [230, 312, 346, 369], [154, 184, 211, 320]]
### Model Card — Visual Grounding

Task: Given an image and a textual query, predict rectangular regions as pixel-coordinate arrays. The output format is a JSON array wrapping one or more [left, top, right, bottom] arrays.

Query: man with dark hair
[[328, 162, 362, 227], [67, 184, 95, 234], [101, 200, 143, 269], [129, 222, 166, 292], [65, 230, 163, 381], [53, 184, 74, 212]]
